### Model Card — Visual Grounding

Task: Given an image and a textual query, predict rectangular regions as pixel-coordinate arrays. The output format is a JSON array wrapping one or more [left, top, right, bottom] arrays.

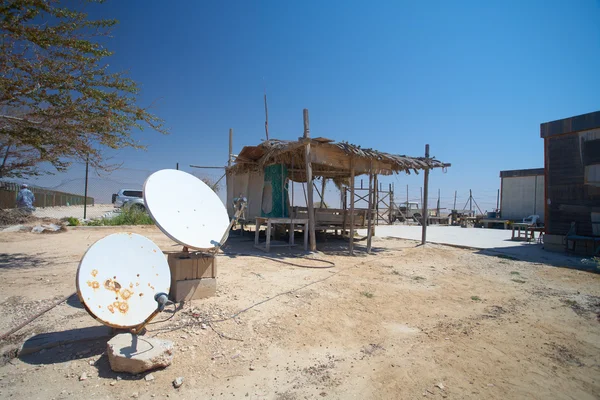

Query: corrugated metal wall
[[545, 129, 600, 236], [501, 175, 544, 222]]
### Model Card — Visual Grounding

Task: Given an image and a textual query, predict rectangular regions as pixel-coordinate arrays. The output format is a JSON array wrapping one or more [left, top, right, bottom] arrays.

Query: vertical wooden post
[[421, 144, 430, 245], [228, 128, 233, 167], [176, 162, 179, 170], [373, 174, 378, 225], [420, 187, 423, 211], [406, 184, 409, 225], [453, 190, 457, 210], [342, 187, 347, 236], [303, 109, 317, 252], [385, 182, 390, 225], [437, 188, 440, 217], [264, 94, 269, 140], [366, 162, 374, 253], [320, 178, 326, 208], [349, 157, 356, 255]]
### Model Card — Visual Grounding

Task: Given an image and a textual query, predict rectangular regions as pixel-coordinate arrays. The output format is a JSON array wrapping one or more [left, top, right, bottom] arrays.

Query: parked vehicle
[[112, 189, 145, 211], [389, 202, 423, 223]]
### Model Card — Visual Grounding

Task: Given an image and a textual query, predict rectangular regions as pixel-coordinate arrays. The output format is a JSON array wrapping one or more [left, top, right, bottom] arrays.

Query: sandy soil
[[0, 226, 599, 399], [31, 204, 115, 220]]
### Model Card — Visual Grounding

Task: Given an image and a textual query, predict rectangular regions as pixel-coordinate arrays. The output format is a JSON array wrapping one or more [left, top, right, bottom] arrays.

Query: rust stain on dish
[[107, 304, 114, 313], [120, 289, 133, 300], [113, 301, 129, 314], [87, 281, 100, 289], [104, 279, 121, 292], [139, 293, 144, 297], [91, 269, 98, 277]]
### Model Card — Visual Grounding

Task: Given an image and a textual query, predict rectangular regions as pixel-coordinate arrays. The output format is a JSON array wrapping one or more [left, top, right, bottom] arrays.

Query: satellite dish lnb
[[143, 169, 229, 250], [76, 233, 171, 331]]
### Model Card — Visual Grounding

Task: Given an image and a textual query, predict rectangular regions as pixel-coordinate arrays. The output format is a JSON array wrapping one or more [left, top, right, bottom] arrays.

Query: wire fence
[[1, 164, 227, 221]]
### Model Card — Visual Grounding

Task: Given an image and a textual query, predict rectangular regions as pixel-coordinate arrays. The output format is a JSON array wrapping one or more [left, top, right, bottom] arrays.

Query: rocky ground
[[0, 226, 599, 399]]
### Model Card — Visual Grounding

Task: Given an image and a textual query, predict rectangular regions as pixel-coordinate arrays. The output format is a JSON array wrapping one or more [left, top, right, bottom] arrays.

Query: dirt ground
[[0, 225, 599, 399]]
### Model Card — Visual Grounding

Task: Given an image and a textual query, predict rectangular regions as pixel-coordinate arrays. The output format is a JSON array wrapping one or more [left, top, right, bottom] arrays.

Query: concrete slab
[[363, 225, 593, 270], [371, 225, 528, 250]]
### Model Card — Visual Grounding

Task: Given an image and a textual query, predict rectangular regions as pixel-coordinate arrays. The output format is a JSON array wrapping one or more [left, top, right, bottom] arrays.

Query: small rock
[[88, 360, 95, 366], [436, 383, 445, 390], [249, 365, 255, 371], [173, 377, 184, 388], [132, 393, 139, 398], [116, 376, 122, 381], [110, 381, 116, 386], [79, 372, 88, 381], [294, 314, 299, 318], [145, 373, 155, 382], [200, 324, 207, 330], [295, 295, 300, 298], [488, 383, 494, 387]]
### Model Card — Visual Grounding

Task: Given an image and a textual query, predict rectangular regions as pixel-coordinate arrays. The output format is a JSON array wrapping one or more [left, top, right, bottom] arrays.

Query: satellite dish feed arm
[[211, 199, 247, 254], [130, 292, 169, 334]]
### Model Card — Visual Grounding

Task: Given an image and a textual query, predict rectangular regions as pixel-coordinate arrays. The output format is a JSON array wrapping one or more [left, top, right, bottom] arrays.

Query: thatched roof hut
[[228, 137, 450, 180]]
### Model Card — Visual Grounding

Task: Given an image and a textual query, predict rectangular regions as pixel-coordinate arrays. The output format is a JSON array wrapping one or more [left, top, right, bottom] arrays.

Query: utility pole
[[421, 144, 430, 245], [496, 189, 500, 210], [469, 189, 473, 212], [83, 156, 89, 220], [453, 190, 457, 210]]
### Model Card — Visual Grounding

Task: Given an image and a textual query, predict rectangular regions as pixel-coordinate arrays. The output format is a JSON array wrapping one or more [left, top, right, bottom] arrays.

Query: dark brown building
[[540, 111, 600, 254]]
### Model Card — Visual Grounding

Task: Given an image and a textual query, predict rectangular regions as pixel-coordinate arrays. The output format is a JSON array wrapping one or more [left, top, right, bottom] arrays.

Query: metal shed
[[499, 168, 545, 223], [540, 110, 600, 252]]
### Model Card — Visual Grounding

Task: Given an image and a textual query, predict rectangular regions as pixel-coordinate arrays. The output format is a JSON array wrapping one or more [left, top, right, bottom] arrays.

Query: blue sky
[[34, 0, 600, 210]]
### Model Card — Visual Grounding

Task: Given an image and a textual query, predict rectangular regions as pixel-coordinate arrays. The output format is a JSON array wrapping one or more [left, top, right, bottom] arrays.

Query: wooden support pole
[[453, 190, 457, 210], [366, 162, 374, 253], [228, 128, 233, 167], [349, 157, 356, 255], [406, 184, 409, 225], [342, 187, 347, 236], [421, 144, 430, 245], [303, 109, 317, 252], [320, 177, 326, 208]]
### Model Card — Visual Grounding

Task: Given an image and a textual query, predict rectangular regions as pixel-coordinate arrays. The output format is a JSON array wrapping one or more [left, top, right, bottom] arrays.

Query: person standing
[[16, 183, 35, 213]]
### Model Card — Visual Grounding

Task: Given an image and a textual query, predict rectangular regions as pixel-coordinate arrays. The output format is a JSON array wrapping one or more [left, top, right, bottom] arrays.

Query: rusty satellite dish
[[143, 169, 229, 250], [76, 233, 171, 330]]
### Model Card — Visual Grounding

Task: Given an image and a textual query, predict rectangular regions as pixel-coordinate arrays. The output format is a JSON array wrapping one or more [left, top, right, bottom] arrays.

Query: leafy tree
[[0, 0, 167, 178]]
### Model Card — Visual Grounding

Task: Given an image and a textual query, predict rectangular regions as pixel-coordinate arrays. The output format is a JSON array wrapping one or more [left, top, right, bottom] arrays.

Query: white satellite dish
[[76, 233, 171, 329], [143, 169, 229, 250]]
